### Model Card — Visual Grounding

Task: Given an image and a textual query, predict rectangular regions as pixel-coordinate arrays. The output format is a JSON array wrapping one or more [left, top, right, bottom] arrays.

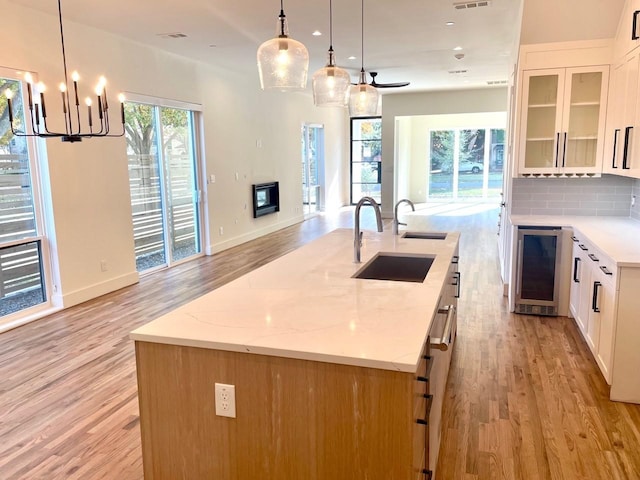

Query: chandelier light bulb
[[71, 71, 79, 82], [5, 89, 13, 100], [37, 82, 46, 93], [25, 72, 33, 84], [59, 83, 67, 93], [85, 97, 92, 106]]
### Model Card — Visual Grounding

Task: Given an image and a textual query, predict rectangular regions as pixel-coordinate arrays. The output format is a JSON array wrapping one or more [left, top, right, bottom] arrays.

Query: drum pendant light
[[257, 0, 309, 91], [312, 0, 350, 107], [348, 0, 379, 117]]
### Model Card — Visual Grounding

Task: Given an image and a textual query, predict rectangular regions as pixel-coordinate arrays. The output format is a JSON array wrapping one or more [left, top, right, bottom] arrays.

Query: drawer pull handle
[[571, 236, 579, 242], [416, 396, 433, 425], [588, 253, 599, 262], [423, 469, 433, 480], [451, 255, 459, 264], [578, 244, 588, 251], [423, 355, 434, 377], [430, 305, 455, 351], [600, 266, 613, 276], [417, 376, 429, 383]]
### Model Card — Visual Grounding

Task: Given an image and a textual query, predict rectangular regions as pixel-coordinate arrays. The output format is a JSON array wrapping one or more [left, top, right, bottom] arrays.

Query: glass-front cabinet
[[518, 66, 609, 176]]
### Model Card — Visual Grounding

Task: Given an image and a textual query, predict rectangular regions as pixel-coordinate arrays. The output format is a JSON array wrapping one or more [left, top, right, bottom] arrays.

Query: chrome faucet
[[354, 196, 383, 263], [392, 199, 415, 235]]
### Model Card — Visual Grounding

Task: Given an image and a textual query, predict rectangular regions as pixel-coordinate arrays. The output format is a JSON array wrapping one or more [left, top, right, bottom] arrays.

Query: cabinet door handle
[[562, 132, 567, 167], [454, 271, 461, 298], [554, 132, 560, 168], [588, 253, 599, 262], [573, 257, 581, 283], [623, 126, 633, 170], [592, 281, 602, 313], [633, 10, 640, 40], [422, 469, 433, 480], [578, 244, 588, 251], [451, 255, 459, 264], [612, 128, 620, 168], [600, 265, 613, 276], [430, 305, 455, 351]]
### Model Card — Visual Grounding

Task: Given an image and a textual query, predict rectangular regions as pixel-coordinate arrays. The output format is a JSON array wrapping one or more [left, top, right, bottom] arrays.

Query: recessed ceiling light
[[348, 56, 357, 60], [453, 46, 463, 51], [446, 21, 455, 26], [312, 30, 322, 36]]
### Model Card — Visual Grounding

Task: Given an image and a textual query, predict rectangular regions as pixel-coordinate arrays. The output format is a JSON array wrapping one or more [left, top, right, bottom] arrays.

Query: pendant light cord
[[57, 0, 72, 133], [361, 0, 364, 70], [329, 0, 333, 50], [279, 0, 286, 37]]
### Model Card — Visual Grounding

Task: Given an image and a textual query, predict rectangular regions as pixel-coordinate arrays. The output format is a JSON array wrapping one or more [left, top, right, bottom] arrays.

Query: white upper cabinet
[[517, 66, 609, 177], [613, 0, 640, 60]]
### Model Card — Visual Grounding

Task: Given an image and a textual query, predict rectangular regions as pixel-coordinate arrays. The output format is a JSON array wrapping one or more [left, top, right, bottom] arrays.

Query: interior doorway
[[301, 124, 325, 217]]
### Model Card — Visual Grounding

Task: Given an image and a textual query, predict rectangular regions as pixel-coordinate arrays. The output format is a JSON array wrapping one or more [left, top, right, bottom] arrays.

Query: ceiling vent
[[157, 32, 188, 39], [487, 80, 508, 85], [454, 1, 491, 9], [448, 69, 468, 75]]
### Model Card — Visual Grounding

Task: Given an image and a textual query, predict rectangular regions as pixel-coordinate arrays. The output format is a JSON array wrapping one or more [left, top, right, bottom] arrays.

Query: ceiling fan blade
[[371, 81, 411, 88], [368, 71, 410, 88]]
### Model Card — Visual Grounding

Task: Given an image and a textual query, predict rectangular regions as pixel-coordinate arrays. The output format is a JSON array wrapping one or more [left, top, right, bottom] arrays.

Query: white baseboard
[[61, 271, 140, 308], [206, 215, 305, 255]]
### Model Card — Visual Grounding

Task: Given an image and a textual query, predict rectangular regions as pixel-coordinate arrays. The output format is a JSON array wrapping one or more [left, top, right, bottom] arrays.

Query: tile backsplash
[[632, 179, 640, 221], [511, 175, 634, 216]]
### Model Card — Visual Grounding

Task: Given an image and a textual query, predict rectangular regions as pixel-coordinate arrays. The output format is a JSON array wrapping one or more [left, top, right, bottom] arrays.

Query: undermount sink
[[401, 231, 447, 240], [353, 253, 435, 283]]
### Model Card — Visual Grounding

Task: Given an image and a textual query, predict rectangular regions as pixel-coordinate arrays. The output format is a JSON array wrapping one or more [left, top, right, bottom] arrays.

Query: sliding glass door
[[125, 102, 202, 272]]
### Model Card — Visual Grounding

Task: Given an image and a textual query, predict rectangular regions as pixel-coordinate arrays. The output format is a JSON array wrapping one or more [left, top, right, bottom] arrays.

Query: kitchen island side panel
[[135, 341, 416, 480]]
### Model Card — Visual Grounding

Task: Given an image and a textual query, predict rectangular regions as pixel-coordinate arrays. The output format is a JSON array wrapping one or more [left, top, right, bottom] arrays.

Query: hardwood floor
[[0, 205, 639, 479]]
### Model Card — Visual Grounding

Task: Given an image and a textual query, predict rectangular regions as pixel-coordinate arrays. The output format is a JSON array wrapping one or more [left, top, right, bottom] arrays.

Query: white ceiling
[[10, 0, 618, 94]]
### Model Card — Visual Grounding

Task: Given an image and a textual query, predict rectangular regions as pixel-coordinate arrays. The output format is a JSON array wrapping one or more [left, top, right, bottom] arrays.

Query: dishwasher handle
[[430, 305, 455, 351]]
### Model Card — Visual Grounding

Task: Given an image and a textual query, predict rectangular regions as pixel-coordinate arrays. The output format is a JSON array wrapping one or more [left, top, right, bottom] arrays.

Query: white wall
[[1, 1, 348, 310], [380, 88, 508, 216]]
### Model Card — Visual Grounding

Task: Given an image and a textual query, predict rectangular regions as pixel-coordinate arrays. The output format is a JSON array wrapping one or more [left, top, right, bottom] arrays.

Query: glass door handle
[[623, 126, 633, 170], [561, 132, 567, 168], [612, 128, 620, 169], [554, 132, 560, 168]]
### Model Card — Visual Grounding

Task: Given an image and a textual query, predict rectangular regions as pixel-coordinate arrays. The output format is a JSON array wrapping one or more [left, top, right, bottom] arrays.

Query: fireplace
[[252, 182, 280, 218]]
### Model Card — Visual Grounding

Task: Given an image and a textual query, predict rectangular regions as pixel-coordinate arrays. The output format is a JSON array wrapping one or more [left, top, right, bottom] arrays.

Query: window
[[351, 117, 381, 204], [125, 100, 202, 272], [428, 127, 504, 201], [0, 74, 49, 320]]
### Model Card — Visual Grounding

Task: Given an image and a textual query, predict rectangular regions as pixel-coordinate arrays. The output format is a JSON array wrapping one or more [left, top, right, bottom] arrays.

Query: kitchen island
[[131, 227, 460, 479]]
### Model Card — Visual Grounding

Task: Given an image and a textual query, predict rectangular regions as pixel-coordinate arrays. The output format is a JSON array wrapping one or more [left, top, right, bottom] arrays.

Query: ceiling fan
[[368, 71, 410, 88]]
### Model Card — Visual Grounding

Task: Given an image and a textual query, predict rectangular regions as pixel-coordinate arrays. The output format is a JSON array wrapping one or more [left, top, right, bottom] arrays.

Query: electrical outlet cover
[[215, 383, 236, 418]]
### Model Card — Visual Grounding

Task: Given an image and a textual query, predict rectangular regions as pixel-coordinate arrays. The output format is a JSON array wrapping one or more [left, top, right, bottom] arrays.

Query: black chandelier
[[4, 0, 125, 143]]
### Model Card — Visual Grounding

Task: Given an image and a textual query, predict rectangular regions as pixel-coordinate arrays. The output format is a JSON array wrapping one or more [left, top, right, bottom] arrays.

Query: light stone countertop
[[130, 227, 460, 373], [510, 215, 640, 267]]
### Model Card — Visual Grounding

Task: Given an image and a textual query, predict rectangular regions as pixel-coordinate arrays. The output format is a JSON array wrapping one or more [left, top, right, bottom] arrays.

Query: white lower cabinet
[[568, 230, 640, 403]]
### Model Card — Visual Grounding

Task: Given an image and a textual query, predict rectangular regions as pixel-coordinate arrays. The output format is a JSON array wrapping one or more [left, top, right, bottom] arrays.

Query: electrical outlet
[[215, 383, 236, 418], [100, 260, 108, 272], [632, 195, 636, 207], [219, 226, 224, 236]]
